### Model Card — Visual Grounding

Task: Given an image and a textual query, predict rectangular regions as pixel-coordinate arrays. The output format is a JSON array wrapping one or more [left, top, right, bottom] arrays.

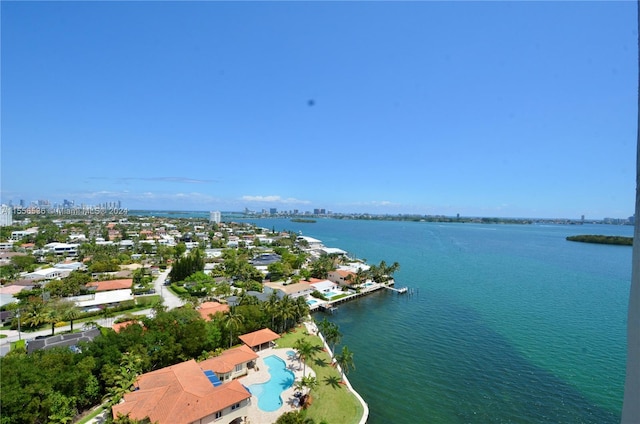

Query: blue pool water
[[307, 298, 320, 305], [248, 355, 295, 412], [325, 290, 343, 298]]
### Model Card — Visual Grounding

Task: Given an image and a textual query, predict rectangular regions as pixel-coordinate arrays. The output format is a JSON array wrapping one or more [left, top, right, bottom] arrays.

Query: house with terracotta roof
[[112, 359, 251, 424], [197, 301, 230, 321], [199, 344, 258, 382], [328, 269, 356, 287], [112, 320, 142, 333], [238, 328, 280, 352], [87, 279, 133, 292]]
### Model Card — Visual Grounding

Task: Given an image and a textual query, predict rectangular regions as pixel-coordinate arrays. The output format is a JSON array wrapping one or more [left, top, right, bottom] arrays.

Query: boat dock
[[385, 286, 408, 294], [309, 281, 413, 313]]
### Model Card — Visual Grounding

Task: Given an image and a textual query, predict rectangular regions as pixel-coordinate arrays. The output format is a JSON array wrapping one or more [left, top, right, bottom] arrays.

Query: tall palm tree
[[323, 322, 342, 359], [279, 296, 296, 332], [293, 296, 310, 323], [293, 338, 317, 377], [622, 6, 640, 421], [224, 308, 244, 348], [265, 291, 280, 331], [62, 303, 81, 332], [46, 306, 61, 336], [335, 345, 355, 383]]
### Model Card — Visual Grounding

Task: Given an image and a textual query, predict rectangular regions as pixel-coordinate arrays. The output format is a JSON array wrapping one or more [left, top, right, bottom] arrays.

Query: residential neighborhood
[[0, 211, 397, 424]]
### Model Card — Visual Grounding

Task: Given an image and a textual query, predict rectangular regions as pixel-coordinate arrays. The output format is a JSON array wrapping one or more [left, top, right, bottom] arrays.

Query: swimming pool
[[307, 298, 320, 306], [248, 355, 295, 412], [325, 290, 343, 298]]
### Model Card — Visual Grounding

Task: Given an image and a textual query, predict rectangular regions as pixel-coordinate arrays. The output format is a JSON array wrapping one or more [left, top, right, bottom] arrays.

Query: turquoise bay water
[[248, 355, 295, 412], [242, 218, 631, 423]]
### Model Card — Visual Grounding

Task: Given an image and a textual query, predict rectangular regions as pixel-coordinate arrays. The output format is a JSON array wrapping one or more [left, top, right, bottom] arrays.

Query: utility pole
[[16, 308, 21, 341]]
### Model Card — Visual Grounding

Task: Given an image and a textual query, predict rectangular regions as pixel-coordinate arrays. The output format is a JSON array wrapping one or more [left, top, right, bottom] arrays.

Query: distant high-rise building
[[209, 211, 221, 224], [314, 208, 320, 215], [19, 199, 25, 207], [0, 205, 13, 227], [269, 208, 277, 215]]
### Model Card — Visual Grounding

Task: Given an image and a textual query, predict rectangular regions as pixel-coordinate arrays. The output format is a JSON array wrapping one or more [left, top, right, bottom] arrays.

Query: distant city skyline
[[1, 2, 637, 219]]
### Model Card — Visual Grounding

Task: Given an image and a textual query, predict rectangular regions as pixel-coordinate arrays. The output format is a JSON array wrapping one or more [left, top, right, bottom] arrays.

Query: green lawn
[[277, 325, 364, 424]]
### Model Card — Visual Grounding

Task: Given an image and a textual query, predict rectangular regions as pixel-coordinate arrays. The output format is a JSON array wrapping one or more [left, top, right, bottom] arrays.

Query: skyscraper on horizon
[[209, 211, 221, 224], [0, 205, 13, 227]]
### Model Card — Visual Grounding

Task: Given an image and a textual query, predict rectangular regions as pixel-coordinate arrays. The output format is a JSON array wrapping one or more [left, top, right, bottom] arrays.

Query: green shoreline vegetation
[[566, 234, 633, 246], [291, 218, 317, 223], [0, 216, 376, 424]]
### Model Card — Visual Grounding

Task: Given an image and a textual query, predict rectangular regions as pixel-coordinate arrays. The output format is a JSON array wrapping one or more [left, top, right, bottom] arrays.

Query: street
[[0, 267, 184, 355]]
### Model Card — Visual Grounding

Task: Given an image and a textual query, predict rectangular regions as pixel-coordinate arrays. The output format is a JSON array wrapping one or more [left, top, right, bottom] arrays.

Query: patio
[[239, 347, 316, 424]]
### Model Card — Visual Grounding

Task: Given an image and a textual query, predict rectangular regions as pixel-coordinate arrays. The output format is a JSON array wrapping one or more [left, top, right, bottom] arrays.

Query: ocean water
[[240, 218, 632, 424]]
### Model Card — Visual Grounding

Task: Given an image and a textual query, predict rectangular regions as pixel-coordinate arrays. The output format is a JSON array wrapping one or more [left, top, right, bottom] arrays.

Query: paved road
[[153, 267, 184, 310], [0, 267, 184, 354]]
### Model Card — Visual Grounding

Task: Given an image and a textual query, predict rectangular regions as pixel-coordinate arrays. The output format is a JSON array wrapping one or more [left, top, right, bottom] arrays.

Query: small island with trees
[[566, 234, 633, 246], [291, 218, 317, 223]]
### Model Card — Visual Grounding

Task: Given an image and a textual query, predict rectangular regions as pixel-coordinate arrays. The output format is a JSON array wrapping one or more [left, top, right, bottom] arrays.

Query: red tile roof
[[112, 360, 251, 424], [197, 302, 230, 321], [199, 345, 258, 374], [86, 279, 132, 292], [238, 328, 280, 348], [112, 320, 140, 333]]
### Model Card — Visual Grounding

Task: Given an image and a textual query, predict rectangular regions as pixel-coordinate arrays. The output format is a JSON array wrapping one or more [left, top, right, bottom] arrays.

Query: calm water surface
[[241, 218, 631, 424]]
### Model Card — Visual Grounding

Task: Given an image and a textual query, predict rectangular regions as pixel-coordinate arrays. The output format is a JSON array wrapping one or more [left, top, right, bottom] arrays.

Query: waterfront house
[[309, 279, 339, 294], [239, 328, 280, 352], [328, 269, 356, 287], [263, 281, 313, 300], [112, 359, 252, 424], [199, 344, 258, 382]]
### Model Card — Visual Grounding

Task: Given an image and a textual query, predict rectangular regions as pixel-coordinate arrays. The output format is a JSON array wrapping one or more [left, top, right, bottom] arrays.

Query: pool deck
[[239, 347, 315, 424]]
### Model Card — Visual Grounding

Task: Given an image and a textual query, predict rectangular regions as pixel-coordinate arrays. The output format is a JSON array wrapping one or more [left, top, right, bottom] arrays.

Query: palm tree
[[45, 306, 61, 336], [224, 308, 244, 348], [293, 338, 317, 377], [279, 296, 296, 332], [62, 303, 81, 332], [265, 291, 280, 331], [323, 322, 342, 359], [293, 379, 305, 396], [335, 345, 355, 383], [622, 7, 640, 421], [302, 375, 318, 394], [105, 352, 143, 407], [293, 296, 310, 323], [21, 302, 48, 329]]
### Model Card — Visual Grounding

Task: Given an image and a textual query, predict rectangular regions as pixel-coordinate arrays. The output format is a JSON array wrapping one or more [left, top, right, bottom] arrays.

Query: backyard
[[277, 324, 364, 424]]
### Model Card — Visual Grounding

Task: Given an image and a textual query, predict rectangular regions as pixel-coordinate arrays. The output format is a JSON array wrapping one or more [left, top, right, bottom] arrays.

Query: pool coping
[[239, 347, 315, 424]]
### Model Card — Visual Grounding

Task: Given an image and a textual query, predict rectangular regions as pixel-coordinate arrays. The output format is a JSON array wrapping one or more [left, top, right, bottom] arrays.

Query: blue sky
[[1, 1, 637, 219]]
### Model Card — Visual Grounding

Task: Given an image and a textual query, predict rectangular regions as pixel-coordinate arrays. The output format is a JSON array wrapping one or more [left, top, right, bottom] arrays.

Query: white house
[[309, 279, 339, 294], [263, 281, 313, 300], [25, 267, 71, 280], [44, 242, 79, 256]]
